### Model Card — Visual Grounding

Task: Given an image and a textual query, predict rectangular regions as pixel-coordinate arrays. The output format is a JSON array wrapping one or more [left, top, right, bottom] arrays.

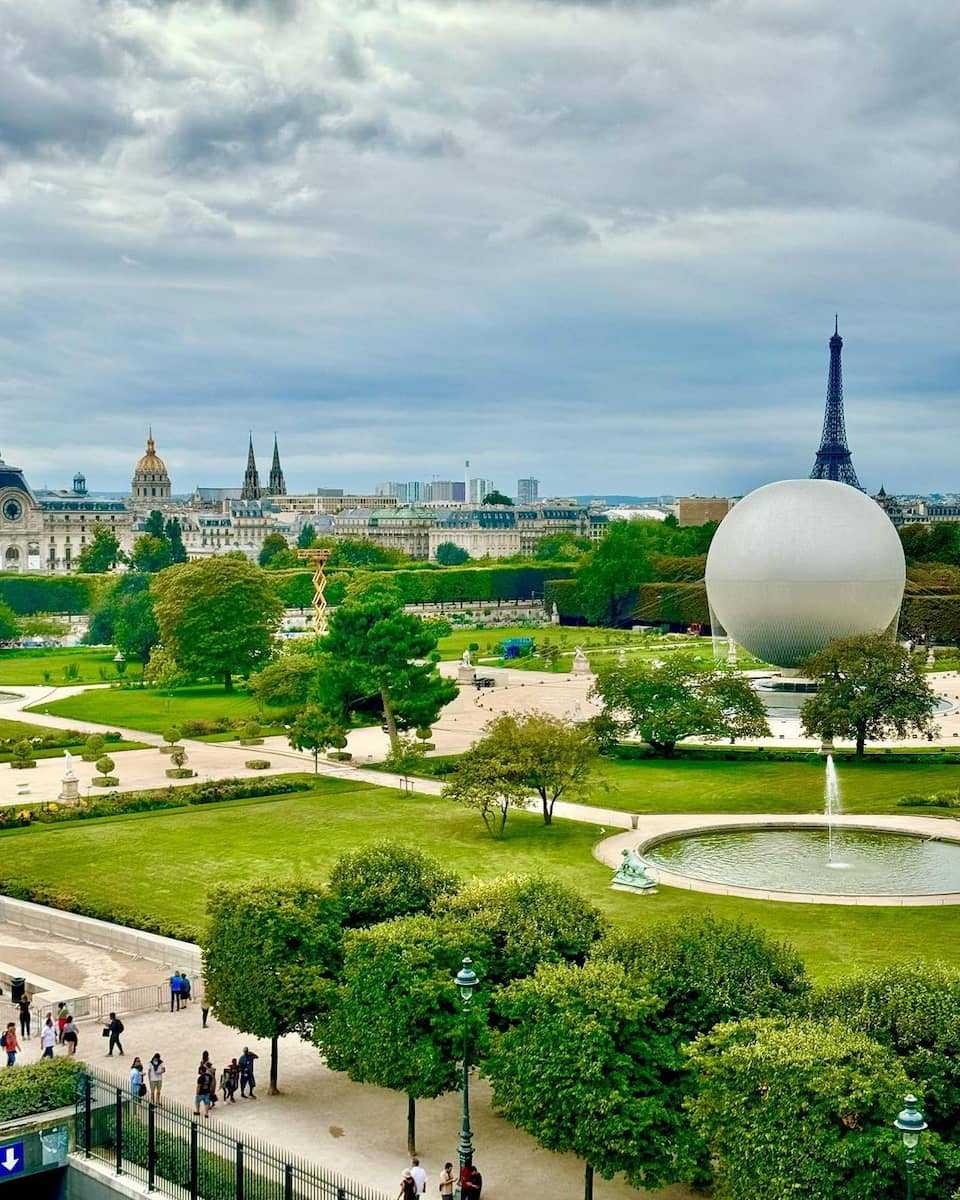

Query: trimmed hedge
[[636, 581, 709, 626], [900, 594, 960, 645], [609, 742, 960, 765], [543, 577, 586, 620], [0, 1057, 85, 1121], [0, 573, 110, 615]]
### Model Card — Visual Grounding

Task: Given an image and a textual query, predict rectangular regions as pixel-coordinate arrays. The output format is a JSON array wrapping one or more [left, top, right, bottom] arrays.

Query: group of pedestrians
[[4, 1000, 80, 1065], [399, 1159, 481, 1200], [169, 971, 194, 1011]]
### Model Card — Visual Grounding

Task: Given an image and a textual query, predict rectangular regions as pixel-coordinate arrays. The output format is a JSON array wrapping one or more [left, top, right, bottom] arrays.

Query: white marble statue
[[461, 648, 472, 667], [63, 749, 77, 782], [573, 646, 587, 663]]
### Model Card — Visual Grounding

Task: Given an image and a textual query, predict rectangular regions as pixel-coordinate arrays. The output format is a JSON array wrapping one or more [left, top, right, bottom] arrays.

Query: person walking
[[39, 1015, 57, 1060], [397, 1170, 417, 1200], [410, 1159, 427, 1196], [180, 973, 192, 1007], [148, 1053, 166, 1103], [238, 1047, 258, 1098], [130, 1057, 146, 1101], [104, 1012, 125, 1056], [198, 1052, 216, 1109], [56, 1002, 68, 1044], [201, 1004, 210, 1029], [194, 1066, 215, 1119], [17, 992, 31, 1039], [220, 1059, 239, 1104], [2, 1023, 19, 1067], [170, 972, 182, 1012], [439, 1163, 456, 1200], [61, 1017, 79, 1057]]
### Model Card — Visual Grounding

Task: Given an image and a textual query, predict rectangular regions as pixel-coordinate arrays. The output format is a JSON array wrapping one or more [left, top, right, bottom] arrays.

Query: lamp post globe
[[894, 1094, 927, 1200], [455, 957, 479, 1185]]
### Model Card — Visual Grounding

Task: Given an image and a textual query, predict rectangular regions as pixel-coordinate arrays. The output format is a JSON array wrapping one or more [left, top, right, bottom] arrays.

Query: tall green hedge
[[636, 582, 709, 626], [900, 595, 960, 645], [0, 573, 111, 615], [269, 565, 576, 608], [543, 578, 586, 620], [0, 1058, 84, 1121]]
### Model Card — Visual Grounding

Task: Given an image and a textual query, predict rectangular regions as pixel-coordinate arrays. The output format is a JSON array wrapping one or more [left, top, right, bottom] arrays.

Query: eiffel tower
[[810, 317, 862, 489]]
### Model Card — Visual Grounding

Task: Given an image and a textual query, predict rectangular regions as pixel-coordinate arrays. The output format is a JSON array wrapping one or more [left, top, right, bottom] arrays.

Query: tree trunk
[[407, 1094, 417, 1157], [269, 1035, 279, 1095], [224, 671, 233, 693], [381, 686, 399, 750], [313, 750, 318, 773], [584, 1162, 594, 1200], [540, 788, 552, 825], [856, 722, 866, 758]]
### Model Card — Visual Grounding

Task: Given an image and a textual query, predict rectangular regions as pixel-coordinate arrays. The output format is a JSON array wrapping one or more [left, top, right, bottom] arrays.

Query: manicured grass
[[27, 686, 285, 738], [0, 775, 955, 981], [0, 647, 124, 686], [0, 717, 147, 759], [437, 624, 689, 659]]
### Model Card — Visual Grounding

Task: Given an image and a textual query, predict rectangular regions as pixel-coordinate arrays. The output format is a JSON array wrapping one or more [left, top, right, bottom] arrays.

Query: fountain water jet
[[824, 754, 849, 867]]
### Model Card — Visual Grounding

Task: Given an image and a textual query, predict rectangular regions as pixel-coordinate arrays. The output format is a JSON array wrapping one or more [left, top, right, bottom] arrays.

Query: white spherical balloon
[[705, 479, 905, 668]]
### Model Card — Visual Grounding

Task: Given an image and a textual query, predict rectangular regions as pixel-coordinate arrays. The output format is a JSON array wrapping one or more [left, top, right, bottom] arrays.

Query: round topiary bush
[[10, 740, 36, 769], [81, 733, 106, 762], [240, 721, 263, 746]]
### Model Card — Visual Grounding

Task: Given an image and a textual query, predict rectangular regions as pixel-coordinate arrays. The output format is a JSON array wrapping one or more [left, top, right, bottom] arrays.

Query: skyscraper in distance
[[517, 477, 539, 503]]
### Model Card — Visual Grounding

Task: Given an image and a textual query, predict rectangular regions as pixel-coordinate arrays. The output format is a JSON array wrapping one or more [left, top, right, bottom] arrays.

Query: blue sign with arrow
[[0, 1141, 24, 1177]]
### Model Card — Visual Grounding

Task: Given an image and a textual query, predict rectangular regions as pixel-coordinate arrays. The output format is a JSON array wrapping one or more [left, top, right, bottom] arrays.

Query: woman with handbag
[[130, 1057, 146, 1101]]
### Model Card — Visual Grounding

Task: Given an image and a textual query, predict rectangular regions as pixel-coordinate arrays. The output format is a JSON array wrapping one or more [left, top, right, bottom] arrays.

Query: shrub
[[95, 755, 115, 776], [92, 776, 119, 788], [81, 733, 105, 762], [10, 740, 36, 769], [163, 726, 182, 748], [169, 745, 187, 769], [330, 750, 352, 761], [245, 759, 271, 770], [330, 842, 461, 928], [240, 720, 263, 746], [165, 768, 194, 779], [0, 1057, 85, 1121]]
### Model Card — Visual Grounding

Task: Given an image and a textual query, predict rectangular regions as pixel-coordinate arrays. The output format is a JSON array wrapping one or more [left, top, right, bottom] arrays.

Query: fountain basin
[[644, 827, 960, 897]]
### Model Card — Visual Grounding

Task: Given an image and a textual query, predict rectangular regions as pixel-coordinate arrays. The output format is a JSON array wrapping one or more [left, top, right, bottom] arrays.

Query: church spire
[[241, 433, 262, 501], [268, 433, 286, 497]]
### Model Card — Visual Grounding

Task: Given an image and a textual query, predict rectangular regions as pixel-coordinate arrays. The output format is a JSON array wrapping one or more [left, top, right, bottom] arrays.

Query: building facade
[[130, 432, 172, 507], [677, 497, 735, 527], [517, 477, 539, 504]]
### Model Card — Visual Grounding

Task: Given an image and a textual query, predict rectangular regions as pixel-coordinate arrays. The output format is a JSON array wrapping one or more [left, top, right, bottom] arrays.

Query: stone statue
[[571, 645, 591, 676], [612, 848, 657, 892], [59, 750, 80, 806], [62, 750, 77, 782], [461, 648, 472, 667], [573, 645, 587, 663], [550, 602, 560, 625]]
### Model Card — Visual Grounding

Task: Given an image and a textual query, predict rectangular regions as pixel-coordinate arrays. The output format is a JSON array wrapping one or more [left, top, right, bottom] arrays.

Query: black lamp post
[[894, 1094, 927, 1200], [455, 957, 478, 1181]]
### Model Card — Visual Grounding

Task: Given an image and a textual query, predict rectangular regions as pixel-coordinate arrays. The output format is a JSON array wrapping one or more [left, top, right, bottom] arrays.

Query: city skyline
[[2, 2, 957, 495]]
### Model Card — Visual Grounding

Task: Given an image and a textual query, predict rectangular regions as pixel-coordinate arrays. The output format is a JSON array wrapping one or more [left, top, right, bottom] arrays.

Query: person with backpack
[[1, 1023, 19, 1067], [104, 1012, 125, 1056], [238, 1047, 258, 1098], [170, 972, 182, 1012], [180, 973, 192, 1007]]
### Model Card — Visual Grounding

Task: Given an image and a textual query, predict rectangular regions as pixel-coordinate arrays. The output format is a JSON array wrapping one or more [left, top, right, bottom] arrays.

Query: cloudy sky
[[1, 0, 958, 498]]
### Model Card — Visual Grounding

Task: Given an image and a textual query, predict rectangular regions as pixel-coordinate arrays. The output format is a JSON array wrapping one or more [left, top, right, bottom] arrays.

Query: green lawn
[[0, 776, 955, 981], [0, 717, 146, 758], [437, 624, 692, 659], [27, 686, 283, 738], [0, 647, 124, 686]]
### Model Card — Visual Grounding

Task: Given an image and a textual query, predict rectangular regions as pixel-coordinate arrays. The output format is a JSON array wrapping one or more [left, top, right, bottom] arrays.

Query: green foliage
[[592, 655, 771, 756], [814, 960, 960, 1139], [636, 581, 709, 626], [129, 533, 174, 574], [245, 759, 271, 769], [0, 600, 20, 640], [258, 532, 293, 568], [203, 884, 344, 1089], [328, 539, 407, 568], [10, 739, 35, 768], [163, 726, 182, 746], [151, 557, 283, 690], [81, 733, 106, 762], [317, 583, 456, 748], [169, 745, 188, 769], [801, 634, 938, 756], [687, 1017, 951, 1200], [76, 524, 122, 573], [249, 650, 318, 709], [0, 1057, 85, 1121], [435, 875, 604, 987], [533, 533, 592, 562], [288, 704, 346, 770], [487, 959, 682, 1189], [543, 577, 586, 620], [482, 489, 513, 506], [0, 573, 98, 616], [443, 710, 599, 827], [329, 841, 461, 928], [901, 594, 960, 646], [95, 754, 115, 775], [900, 522, 960, 566], [297, 524, 317, 549], [434, 541, 470, 566], [346, 564, 577, 607], [113, 588, 159, 667]]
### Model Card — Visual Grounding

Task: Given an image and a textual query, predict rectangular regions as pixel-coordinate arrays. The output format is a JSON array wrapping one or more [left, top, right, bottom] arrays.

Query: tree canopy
[[316, 583, 456, 748], [434, 541, 470, 566], [151, 556, 283, 690], [482, 490, 514, 506], [203, 884, 343, 1093], [800, 633, 938, 755], [258, 532, 295, 568], [76, 525, 122, 573], [0, 600, 18, 642], [249, 649, 319, 710], [287, 703, 347, 771], [592, 655, 770, 756], [329, 842, 461, 929]]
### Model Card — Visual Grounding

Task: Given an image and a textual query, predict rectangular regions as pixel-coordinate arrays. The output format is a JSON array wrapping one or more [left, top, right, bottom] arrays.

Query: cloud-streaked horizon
[[1, 0, 958, 497]]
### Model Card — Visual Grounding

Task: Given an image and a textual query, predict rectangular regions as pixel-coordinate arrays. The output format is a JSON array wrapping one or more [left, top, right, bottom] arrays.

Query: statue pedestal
[[457, 666, 476, 686], [570, 657, 591, 676], [59, 777, 80, 806]]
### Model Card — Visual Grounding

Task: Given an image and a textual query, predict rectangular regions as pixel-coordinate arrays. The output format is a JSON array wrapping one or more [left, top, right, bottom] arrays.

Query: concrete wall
[[0, 897, 201, 976]]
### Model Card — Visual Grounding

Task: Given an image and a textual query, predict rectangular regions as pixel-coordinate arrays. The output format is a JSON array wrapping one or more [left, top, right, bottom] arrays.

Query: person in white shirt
[[410, 1159, 427, 1195], [40, 1016, 57, 1059]]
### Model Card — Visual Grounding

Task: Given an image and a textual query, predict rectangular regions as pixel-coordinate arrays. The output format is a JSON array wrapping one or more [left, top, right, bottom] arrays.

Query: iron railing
[[33, 977, 203, 1033], [75, 1067, 388, 1200]]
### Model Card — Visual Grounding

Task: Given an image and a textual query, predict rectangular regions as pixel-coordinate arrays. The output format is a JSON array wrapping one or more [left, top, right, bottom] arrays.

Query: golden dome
[[134, 432, 168, 477]]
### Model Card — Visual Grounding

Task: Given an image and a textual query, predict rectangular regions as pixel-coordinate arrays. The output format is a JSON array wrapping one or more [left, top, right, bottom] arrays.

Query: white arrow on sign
[[0, 1146, 19, 1172]]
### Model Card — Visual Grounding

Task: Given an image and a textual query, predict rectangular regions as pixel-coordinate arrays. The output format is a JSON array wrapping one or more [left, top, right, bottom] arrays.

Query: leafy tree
[[444, 711, 598, 826], [0, 600, 18, 642], [151, 557, 283, 691], [382, 733, 426, 785], [487, 959, 680, 1199], [297, 524, 317, 550], [203, 884, 343, 1094], [482, 490, 513, 506], [435, 875, 604, 987], [329, 842, 461, 929], [76, 525, 122, 573], [442, 745, 528, 837], [687, 1017, 950, 1200], [592, 656, 770, 757], [576, 520, 658, 625], [434, 541, 470, 566], [328, 539, 406, 568], [317, 914, 487, 1155], [129, 533, 174, 574], [113, 590, 159, 675], [800, 634, 938, 756], [258, 533, 291, 568], [287, 704, 346, 771], [144, 510, 166, 538], [813, 960, 960, 1140], [533, 533, 592, 562], [164, 517, 188, 563], [316, 583, 456, 750], [249, 650, 318, 710]]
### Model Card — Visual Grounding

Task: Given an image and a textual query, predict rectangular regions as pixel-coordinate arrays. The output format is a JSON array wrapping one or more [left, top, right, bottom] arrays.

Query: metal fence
[[33, 977, 203, 1033], [75, 1067, 388, 1200]]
